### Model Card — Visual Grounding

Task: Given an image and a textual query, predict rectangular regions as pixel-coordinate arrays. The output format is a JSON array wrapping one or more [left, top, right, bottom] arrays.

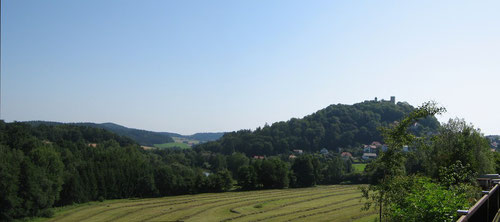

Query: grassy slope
[[35, 185, 376, 222], [353, 164, 367, 173]]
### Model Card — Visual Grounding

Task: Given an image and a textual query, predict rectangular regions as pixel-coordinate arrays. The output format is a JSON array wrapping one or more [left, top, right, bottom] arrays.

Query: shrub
[[386, 176, 478, 222]]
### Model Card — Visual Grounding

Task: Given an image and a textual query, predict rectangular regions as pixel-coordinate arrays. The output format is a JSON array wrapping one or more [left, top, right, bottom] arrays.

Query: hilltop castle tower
[[390, 96, 395, 104]]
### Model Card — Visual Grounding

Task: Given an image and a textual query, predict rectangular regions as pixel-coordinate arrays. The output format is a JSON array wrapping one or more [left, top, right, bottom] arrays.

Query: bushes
[[385, 176, 478, 222]]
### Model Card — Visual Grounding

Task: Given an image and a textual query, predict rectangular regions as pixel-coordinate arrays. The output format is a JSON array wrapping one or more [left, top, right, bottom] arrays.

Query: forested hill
[[26, 121, 225, 145], [26, 121, 174, 146], [195, 100, 440, 156]]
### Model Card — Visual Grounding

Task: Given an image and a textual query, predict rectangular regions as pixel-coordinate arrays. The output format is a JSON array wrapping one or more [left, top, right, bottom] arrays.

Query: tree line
[[0, 121, 356, 221], [26, 121, 174, 146]]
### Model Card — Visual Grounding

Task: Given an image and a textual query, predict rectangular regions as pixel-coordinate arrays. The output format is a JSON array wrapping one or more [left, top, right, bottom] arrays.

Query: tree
[[20, 145, 64, 217], [237, 165, 259, 190], [0, 146, 24, 220], [322, 157, 345, 184], [226, 153, 249, 179], [291, 155, 315, 187], [259, 158, 289, 189], [362, 101, 446, 221], [428, 118, 494, 177], [384, 176, 478, 222], [207, 169, 233, 192]]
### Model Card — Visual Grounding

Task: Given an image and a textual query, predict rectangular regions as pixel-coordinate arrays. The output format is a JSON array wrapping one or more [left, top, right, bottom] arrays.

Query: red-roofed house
[[371, 141, 382, 147], [341, 152, 353, 159]]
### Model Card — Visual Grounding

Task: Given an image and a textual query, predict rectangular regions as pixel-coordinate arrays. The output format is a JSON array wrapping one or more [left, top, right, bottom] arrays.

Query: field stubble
[[42, 185, 377, 222]]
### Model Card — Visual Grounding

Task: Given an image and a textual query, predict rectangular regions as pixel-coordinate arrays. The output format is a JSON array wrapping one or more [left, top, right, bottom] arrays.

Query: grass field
[[154, 137, 202, 149], [38, 185, 377, 222], [154, 142, 191, 149], [353, 164, 367, 173]]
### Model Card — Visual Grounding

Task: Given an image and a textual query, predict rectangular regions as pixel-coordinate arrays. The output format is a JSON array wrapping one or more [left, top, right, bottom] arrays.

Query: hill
[[25, 122, 226, 146], [195, 100, 440, 156], [26, 121, 174, 146]]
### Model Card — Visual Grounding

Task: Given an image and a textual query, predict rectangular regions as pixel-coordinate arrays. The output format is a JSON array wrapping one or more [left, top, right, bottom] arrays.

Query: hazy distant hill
[[25, 121, 224, 146], [195, 100, 440, 156]]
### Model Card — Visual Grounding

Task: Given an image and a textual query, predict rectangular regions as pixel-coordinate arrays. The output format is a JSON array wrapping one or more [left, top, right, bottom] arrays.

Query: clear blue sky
[[2, 1, 499, 135]]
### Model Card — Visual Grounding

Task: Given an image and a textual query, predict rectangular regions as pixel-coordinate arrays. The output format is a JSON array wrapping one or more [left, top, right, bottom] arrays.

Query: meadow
[[154, 142, 191, 149], [352, 164, 367, 173], [39, 185, 376, 222], [154, 137, 201, 149]]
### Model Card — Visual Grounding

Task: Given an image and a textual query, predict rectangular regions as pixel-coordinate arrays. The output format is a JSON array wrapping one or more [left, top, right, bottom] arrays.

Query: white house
[[362, 153, 377, 160]]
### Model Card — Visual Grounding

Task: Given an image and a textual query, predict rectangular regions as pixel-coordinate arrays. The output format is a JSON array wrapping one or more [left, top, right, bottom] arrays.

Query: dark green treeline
[[0, 121, 354, 221]]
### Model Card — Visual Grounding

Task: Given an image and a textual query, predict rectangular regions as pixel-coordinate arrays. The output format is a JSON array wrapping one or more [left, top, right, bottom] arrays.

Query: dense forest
[[195, 101, 440, 156]]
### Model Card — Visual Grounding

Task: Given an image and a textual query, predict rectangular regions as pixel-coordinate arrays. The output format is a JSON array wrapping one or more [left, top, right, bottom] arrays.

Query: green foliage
[[206, 169, 233, 192], [0, 146, 24, 220], [438, 160, 476, 187], [493, 152, 500, 173], [373, 101, 446, 181], [385, 176, 477, 222], [322, 156, 346, 184], [195, 101, 440, 156], [428, 118, 494, 177], [226, 152, 249, 179], [27, 121, 173, 146], [291, 155, 316, 187], [22, 146, 64, 215], [258, 158, 290, 189], [362, 102, 497, 222], [362, 102, 448, 221], [237, 165, 259, 190]]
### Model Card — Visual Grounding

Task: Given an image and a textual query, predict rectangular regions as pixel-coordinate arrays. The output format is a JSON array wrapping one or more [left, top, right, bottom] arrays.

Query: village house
[[341, 152, 353, 159], [363, 145, 377, 153], [362, 153, 377, 160], [371, 141, 382, 146]]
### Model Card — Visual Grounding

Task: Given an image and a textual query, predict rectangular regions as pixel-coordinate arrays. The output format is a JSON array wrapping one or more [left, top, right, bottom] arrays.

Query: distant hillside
[[26, 121, 173, 146], [25, 121, 225, 146], [195, 100, 440, 156]]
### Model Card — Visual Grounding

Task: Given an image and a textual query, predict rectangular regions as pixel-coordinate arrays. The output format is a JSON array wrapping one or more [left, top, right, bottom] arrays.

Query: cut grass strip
[[221, 189, 360, 222], [142, 187, 351, 222], [185, 188, 359, 222], [38, 185, 369, 222]]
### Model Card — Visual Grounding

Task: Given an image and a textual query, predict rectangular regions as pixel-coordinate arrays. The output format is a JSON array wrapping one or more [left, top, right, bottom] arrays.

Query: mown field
[[38, 185, 376, 222], [352, 164, 367, 173], [154, 142, 191, 149]]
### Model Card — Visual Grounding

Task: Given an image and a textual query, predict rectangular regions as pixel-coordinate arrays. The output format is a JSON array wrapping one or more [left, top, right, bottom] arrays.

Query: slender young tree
[[362, 101, 446, 221]]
